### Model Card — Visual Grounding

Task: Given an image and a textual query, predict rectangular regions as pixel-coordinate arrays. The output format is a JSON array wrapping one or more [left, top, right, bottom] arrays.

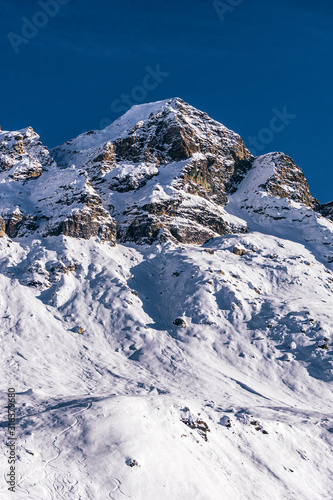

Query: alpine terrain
[[0, 98, 332, 500]]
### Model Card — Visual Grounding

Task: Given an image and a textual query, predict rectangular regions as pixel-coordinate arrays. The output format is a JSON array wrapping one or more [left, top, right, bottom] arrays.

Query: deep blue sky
[[1, 0, 332, 202]]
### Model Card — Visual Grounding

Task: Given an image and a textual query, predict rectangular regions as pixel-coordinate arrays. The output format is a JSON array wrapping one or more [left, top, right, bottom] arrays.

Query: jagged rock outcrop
[[52, 98, 252, 244], [0, 99, 329, 247], [319, 201, 333, 221], [229, 153, 318, 222], [0, 127, 53, 180], [4, 208, 24, 237], [36, 169, 117, 243], [257, 152, 315, 207], [0, 216, 5, 237], [117, 194, 246, 245], [224, 151, 333, 266], [0, 128, 117, 243], [49, 207, 116, 242]]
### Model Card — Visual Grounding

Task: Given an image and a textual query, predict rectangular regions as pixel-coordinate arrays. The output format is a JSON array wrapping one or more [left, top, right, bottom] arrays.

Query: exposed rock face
[[53, 98, 253, 201], [0, 99, 327, 246], [179, 152, 251, 205], [117, 194, 242, 245], [76, 141, 117, 180], [0, 216, 5, 237], [37, 170, 117, 243], [0, 127, 53, 180], [4, 209, 24, 237], [228, 152, 320, 228], [233, 246, 246, 256], [3, 210, 40, 238], [0, 127, 116, 244], [52, 98, 252, 244], [49, 207, 116, 243], [319, 201, 333, 221], [109, 98, 252, 188], [0, 128, 117, 243], [257, 153, 315, 207]]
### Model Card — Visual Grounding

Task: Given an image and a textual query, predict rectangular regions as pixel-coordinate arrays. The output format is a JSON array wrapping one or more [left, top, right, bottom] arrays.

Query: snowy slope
[[0, 100, 332, 500]]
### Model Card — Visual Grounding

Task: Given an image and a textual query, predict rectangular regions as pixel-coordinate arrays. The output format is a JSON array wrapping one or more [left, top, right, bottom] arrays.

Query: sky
[[0, 0, 332, 202]]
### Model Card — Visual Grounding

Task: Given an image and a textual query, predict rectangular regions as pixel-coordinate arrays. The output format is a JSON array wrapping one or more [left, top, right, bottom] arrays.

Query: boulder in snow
[[173, 318, 187, 328], [233, 246, 246, 256]]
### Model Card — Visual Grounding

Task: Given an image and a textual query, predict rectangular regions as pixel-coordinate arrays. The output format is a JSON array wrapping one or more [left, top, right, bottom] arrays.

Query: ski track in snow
[[1, 233, 332, 498], [12, 403, 91, 499], [42, 402, 91, 499], [108, 477, 131, 499]]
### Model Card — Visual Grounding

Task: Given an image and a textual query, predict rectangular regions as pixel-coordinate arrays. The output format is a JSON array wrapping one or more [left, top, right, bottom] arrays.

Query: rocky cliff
[[0, 128, 116, 243], [319, 200, 333, 221], [0, 98, 331, 247]]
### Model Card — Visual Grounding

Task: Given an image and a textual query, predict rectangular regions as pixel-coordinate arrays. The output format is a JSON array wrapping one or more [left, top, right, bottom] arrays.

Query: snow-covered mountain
[[0, 98, 332, 499]]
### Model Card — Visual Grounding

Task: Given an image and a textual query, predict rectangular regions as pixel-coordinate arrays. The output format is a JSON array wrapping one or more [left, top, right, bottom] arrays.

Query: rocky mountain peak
[[50, 98, 255, 244], [0, 99, 331, 248], [254, 152, 315, 207], [0, 126, 54, 180], [52, 97, 252, 185], [319, 200, 333, 221]]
